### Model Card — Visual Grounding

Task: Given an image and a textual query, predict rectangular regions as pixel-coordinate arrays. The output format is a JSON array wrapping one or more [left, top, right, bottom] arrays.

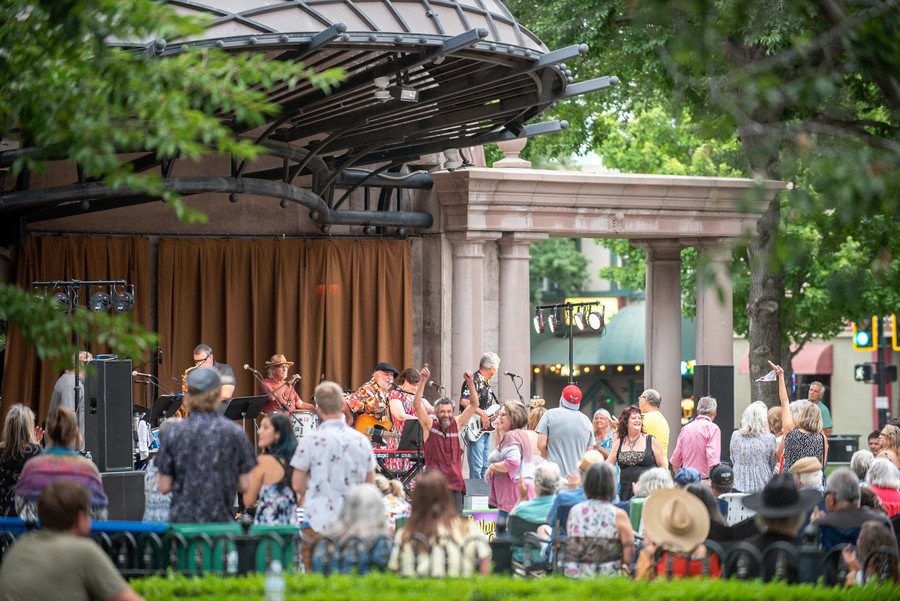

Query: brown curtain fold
[[0, 235, 152, 421], [157, 238, 412, 404]]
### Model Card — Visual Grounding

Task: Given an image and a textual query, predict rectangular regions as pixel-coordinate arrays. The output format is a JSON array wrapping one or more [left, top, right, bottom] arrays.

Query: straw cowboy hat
[[264, 354, 294, 367], [643, 488, 710, 553]]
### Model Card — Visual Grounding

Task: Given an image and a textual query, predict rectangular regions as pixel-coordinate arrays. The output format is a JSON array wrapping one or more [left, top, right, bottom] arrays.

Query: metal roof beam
[[272, 27, 489, 121]]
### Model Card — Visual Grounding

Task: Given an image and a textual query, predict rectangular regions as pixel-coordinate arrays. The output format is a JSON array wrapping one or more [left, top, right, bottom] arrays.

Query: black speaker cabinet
[[101, 471, 146, 521], [84, 360, 133, 472], [693, 365, 735, 462]]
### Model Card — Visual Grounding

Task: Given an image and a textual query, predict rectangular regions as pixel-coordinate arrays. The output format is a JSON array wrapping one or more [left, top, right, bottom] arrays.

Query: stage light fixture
[[88, 291, 112, 312], [587, 306, 605, 332], [574, 309, 586, 331], [51, 290, 72, 313], [548, 309, 559, 334], [113, 285, 135, 312], [533, 308, 545, 334]]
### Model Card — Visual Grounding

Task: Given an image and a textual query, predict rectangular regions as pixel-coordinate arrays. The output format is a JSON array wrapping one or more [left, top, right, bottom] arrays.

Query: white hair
[[593, 408, 612, 422], [696, 396, 717, 416], [322, 483, 388, 541], [533, 461, 563, 496], [634, 467, 674, 498], [866, 458, 900, 489], [479, 352, 500, 370], [739, 401, 769, 437], [850, 450, 875, 481]]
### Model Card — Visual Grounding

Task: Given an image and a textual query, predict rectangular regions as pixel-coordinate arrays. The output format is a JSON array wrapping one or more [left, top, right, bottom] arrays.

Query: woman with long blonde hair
[[0, 404, 43, 516]]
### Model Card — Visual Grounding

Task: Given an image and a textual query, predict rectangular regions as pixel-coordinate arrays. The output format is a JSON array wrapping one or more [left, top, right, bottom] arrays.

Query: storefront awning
[[531, 302, 696, 365], [738, 343, 833, 375]]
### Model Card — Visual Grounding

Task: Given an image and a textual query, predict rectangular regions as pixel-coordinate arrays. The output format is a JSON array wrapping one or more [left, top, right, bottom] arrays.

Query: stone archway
[[427, 146, 784, 442]]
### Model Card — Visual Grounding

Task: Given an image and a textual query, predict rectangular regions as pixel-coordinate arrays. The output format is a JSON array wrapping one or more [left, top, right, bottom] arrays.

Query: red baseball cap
[[560, 384, 582, 410]]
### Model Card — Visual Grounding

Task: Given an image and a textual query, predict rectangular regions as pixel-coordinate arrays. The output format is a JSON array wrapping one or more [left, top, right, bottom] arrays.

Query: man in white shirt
[[292, 380, 376, 569]]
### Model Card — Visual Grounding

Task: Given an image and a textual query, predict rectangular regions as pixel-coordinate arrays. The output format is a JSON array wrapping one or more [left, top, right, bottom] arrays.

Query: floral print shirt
[[290, 419, 376, 532], [155, 411, 257, 523], [459, 370, 497, 410]]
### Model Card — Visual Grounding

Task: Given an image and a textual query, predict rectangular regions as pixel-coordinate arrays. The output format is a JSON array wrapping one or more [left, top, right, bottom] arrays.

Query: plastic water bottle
[[226, 549, 238, 575], [264, 560, 285, 601]]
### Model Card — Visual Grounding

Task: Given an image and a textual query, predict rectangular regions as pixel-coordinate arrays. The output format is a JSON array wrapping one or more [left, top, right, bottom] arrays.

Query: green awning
[[531, 302, 696, 365]]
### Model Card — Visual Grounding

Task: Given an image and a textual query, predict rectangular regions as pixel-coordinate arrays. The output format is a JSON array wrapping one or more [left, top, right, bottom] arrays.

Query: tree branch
[[811, 0, 900, 111]]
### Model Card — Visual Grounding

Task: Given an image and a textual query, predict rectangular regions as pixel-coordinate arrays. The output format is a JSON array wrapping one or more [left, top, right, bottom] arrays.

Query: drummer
[[258, 354, 315, 415]]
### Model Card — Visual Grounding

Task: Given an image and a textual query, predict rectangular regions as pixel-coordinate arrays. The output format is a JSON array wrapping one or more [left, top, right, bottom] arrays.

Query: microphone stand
[[506, 373, 525, 404], [248, 367, 306, 434]]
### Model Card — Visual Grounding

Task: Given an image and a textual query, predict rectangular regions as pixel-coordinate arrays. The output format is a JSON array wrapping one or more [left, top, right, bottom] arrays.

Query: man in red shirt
[[412, 365, 478, 513]]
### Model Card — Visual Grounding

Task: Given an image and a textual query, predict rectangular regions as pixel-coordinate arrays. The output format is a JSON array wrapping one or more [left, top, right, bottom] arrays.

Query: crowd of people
[[2, 349, 900, 593]]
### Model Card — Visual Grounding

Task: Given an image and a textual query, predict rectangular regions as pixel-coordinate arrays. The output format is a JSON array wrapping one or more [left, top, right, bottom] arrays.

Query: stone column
[[448, 232, 500, 397], [497, 232, 548, 401], [695, 241, 734, 365], [640, 240, 683, 451]]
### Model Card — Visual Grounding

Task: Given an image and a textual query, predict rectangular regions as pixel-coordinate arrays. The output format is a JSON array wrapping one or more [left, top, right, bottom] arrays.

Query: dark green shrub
[[132, 572, 895, 600]]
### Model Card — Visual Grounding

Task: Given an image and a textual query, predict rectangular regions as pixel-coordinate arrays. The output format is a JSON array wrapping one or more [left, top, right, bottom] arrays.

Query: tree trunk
[[740, 124, 786, 407]]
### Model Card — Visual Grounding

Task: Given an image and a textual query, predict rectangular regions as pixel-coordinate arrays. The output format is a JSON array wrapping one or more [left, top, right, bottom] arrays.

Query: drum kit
[[290, 410, 318, 439]]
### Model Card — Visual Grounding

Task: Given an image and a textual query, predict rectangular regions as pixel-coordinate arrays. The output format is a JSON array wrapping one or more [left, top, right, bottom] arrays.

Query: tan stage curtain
[[157, 238, 412, 403], [0, 235, 152, 421]]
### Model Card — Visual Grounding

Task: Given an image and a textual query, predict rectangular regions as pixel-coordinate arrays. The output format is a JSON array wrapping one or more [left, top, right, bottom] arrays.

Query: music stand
[[150, 395, 183, 426], [398, 419, 423, 451], [220, 396, 267, 449]]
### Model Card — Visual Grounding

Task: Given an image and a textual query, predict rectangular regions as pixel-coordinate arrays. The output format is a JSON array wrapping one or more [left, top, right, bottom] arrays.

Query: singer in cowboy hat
[[257, 354, 314, 415]]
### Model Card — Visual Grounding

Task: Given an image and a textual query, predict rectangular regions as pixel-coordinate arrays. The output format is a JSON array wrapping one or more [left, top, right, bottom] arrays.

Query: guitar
[[355, 413, 394, 444], [461, 403, 501, 444]]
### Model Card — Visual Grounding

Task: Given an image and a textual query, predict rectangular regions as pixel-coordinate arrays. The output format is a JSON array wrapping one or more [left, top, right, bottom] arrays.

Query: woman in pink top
[[866, 458, 900, 517], [486, 401, 535, 517]]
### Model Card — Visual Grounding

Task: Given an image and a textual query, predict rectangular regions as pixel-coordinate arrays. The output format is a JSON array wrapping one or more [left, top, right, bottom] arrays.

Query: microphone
[[243, 364, 262, 374], [132, 370, 152, 378], [428, 380, 441, 388], [504, 370, 520, 378]]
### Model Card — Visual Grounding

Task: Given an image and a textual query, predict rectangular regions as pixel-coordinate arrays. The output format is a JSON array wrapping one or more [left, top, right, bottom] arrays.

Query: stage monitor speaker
[[101, 471, 145, 521], [84, 360, 133, 472], [693, 365, 734, 462]]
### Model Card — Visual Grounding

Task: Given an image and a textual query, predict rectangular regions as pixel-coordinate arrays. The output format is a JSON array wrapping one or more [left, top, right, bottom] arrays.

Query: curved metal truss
[[0, 1, 617, 233]]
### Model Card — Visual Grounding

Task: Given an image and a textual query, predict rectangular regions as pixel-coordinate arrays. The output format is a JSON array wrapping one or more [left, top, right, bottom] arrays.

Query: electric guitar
[[355, 413, 395, 445]]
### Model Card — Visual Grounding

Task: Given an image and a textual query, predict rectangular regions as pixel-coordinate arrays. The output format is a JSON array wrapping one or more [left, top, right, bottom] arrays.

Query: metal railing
[[3, 518, 897, 585]]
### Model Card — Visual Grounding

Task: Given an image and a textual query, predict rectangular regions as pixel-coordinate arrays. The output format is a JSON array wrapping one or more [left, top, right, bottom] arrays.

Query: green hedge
[[133, 573, 896, 600]]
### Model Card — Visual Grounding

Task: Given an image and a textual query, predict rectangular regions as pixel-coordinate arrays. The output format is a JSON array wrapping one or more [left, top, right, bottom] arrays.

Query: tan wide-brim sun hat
[[643, 487, 710, 553], [264, 353, 294, 367]]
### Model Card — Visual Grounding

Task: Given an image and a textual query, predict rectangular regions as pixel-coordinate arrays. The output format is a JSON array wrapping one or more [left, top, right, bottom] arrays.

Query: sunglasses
[[194, 355, 211, 365]]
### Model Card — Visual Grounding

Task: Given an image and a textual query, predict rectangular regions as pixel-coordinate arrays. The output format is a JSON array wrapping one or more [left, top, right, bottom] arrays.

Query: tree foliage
[[0, 0, 342, 222], [0, 0, 342, 365], [529, 238, 589, 304], [510, 0, 899, 396]]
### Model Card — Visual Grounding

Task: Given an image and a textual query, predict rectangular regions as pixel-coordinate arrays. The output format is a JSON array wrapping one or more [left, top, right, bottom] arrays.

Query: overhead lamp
[[389, 85, 419, 102], [373, 76, 391, 102], [573, 308, 586, 331], [113, 285, 135, 312], [88, 291, 112, 312], [533, 308, 545, 334], [548, 309, 559, 334]]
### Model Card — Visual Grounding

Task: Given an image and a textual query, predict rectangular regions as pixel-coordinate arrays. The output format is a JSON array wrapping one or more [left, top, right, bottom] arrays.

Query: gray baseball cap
[[187, 367, 234, 393]]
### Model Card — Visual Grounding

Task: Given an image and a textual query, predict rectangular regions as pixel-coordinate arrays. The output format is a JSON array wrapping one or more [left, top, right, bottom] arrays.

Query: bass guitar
[[461, 403, 501, 444]]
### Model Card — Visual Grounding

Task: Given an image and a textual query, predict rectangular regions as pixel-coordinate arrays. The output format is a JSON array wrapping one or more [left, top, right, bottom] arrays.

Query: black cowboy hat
[[743, 473, 822, 518]]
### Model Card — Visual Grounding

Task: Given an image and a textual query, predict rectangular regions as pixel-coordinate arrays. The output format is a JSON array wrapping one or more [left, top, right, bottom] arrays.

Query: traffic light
[[893, 314, 900, 352], [854, 363, 874, 383], [852, 317, 877, 351]]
